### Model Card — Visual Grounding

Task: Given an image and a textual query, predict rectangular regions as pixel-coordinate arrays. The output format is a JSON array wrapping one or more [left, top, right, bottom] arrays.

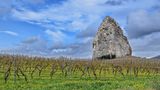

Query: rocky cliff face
[[93, 16, 132, 59]]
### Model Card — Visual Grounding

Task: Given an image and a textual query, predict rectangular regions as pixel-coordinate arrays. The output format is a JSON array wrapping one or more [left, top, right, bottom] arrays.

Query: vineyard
[[0, 55, 160, 90]]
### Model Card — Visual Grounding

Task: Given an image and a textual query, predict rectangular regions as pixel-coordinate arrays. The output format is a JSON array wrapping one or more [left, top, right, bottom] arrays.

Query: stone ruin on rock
[[93, 16, 132, 59]]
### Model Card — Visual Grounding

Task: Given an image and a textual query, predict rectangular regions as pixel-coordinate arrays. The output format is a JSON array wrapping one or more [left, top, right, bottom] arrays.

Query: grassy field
[[0, 55, 160, 90], [0, 73, 160, 90]]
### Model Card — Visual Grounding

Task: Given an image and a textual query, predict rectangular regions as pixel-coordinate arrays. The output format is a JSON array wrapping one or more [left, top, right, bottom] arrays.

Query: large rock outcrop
[[93, 16, 132, 59]]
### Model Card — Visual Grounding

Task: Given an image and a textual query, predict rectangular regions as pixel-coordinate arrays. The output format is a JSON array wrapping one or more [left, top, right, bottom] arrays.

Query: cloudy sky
[[0, 0, 160, 58]]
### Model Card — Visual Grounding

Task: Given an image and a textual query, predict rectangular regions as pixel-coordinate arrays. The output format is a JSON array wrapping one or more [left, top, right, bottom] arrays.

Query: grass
[[0, 72, 159, 90]]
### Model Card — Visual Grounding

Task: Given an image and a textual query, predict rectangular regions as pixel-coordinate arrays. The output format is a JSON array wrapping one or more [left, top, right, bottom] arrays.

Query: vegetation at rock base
[[0, 55, 160, 90]]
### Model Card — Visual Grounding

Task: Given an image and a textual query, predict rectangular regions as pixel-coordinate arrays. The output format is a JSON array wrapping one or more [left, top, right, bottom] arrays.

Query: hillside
[[151, 55, 160, 59]]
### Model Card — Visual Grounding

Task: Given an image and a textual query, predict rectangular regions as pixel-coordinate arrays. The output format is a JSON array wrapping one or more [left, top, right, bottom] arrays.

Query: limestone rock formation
[[93, 16, 132, 59]]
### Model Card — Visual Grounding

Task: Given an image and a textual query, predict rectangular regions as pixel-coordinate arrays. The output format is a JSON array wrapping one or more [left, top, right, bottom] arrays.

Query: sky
[[0, 0, 160, 58]]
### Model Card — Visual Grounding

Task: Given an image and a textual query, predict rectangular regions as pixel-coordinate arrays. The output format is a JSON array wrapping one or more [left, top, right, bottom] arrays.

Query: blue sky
[[0, 0, 160, 58]]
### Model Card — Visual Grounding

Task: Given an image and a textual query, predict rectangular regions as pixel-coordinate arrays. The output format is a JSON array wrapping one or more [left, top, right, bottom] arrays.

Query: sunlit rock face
[[93, 16, 132, 59]]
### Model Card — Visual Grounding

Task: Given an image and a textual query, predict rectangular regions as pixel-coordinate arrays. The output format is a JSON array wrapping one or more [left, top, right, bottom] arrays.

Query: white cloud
[[11, 0, 159, 32], [12, 9, 45, 22], [45, 29, 67, 45], [127, 10, 160, 38], [1, 36, 49, 56], [49, 37, 93, 58], [130, 32, 160, 58], [23, 0, 45, 5], [0, 30, 18, 36]]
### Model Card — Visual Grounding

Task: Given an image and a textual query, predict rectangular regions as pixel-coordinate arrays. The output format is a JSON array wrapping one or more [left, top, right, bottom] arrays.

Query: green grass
[[0, 72, 159, 90]]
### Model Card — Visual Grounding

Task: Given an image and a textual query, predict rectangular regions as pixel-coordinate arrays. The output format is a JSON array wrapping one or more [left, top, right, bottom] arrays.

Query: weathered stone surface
[[93, 16, 132, 59]]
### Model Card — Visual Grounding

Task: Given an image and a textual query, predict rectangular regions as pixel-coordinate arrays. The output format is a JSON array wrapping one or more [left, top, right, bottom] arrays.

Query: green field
[[0, 55, 160, 90], [0, 73, 160, 90]]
